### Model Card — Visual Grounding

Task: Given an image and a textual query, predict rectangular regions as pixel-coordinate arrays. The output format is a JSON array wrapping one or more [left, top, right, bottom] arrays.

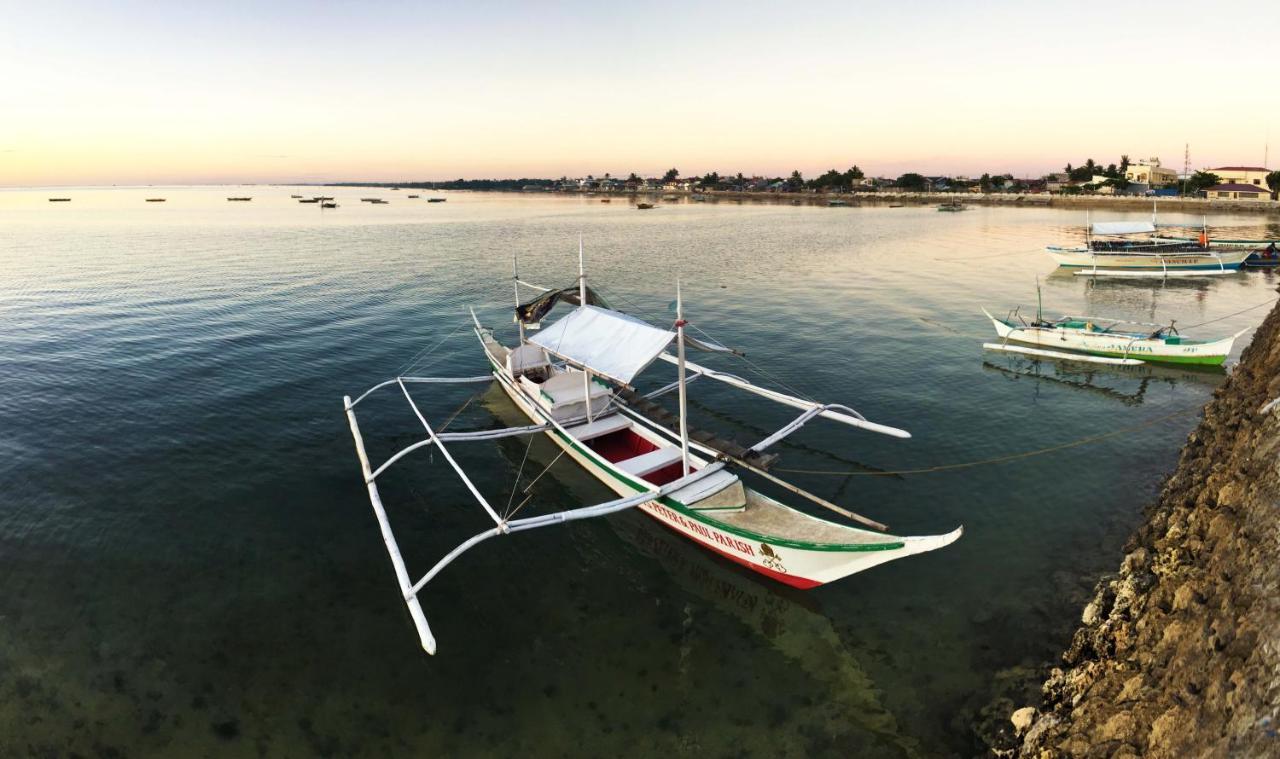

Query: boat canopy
[[1092, 221, 1155, 235], [529, 305, 676, 384]]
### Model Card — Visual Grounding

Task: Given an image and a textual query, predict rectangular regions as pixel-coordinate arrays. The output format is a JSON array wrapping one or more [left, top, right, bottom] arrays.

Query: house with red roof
[[1200, 182, 1272, 201]]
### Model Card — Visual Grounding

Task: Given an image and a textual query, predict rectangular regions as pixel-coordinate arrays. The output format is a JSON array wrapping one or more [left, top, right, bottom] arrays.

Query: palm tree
[[1267, 171, 1280, 200]]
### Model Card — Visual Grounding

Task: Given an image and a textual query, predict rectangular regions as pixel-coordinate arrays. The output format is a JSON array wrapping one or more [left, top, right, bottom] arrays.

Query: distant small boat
[[290, 194, 303, 198], [48, 198, 71, 202], [370, 199, 389, 204], [407, 194, 420, 199], [322, 202, 338, 209], [313, 196, 334, 201], [145, 198, 166, 202], [227, 197, 252, 201], [827, 199, 848, 207], [391, 187, 401, 191], [360, 198, 378, 202], [299, 198, 320, 204], [636, 203, 655, 210], [600, 198, 611, 203], [889, 203, 904, 208], [427, 198, 447, 203], [937, 201, 966, 212]]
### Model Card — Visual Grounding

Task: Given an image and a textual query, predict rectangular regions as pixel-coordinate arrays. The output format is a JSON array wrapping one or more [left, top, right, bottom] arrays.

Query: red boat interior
[[585, 429, 688, 486]]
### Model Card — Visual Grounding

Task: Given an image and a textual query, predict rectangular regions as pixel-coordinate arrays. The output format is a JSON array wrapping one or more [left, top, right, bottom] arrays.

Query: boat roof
[[529, 305, 676, 384], [1092, 221, 1155, 235]]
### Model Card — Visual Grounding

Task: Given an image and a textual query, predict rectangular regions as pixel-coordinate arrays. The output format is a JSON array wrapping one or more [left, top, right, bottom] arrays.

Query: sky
[[3, 0, 1279, 186]]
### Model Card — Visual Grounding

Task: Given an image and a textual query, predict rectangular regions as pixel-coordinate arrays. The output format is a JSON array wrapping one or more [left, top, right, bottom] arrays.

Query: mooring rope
[[773, 405, 1198, 477], [1180, 297, 1278, 331]]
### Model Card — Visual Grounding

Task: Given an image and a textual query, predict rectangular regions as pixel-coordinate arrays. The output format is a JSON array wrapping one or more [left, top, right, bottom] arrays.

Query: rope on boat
[[502, 434, 536, 520], [773, 405, 1199, 477], [396, 320, 470, 376]]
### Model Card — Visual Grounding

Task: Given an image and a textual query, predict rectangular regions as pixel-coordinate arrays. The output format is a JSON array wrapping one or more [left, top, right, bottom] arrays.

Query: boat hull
[[984, 312, 1238, 366], [1045, 247, 1249, 271], [483, 349, 958, 588]]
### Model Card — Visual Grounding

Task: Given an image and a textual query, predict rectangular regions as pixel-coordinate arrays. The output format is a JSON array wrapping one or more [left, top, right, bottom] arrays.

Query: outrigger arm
[[343, 374, 725, 655], [656, 354, 912, 439]]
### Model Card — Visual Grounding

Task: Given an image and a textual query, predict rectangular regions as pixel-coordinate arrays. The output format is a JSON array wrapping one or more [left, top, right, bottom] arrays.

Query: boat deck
[[709, 491, 893, 545]]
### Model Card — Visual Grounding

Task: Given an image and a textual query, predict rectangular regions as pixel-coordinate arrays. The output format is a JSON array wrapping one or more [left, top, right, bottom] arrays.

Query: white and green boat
[[982, 307, 1246, 366], [343, 245, 962, 655]]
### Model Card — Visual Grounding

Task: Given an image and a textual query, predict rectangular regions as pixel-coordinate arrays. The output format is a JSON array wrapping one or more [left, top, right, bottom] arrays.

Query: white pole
[[579, 235, 593, 423], [514, 252, 524, 345], [676, 279, 691, 476]]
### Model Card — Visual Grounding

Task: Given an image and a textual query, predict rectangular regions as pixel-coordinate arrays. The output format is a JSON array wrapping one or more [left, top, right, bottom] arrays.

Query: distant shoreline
[[327, 183, 1280, 216]]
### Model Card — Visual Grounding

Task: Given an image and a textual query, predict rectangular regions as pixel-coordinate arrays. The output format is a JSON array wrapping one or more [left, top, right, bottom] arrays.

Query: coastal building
[[1045, 173, 1071, 193], [1200, 183, 1272, 201], [1211, 166, 1270, 189], [1125, 158, 1177, 188]]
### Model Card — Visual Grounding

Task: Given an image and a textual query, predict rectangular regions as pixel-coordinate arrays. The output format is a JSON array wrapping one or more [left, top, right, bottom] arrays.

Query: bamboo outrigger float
[[344, 244, 962, 654]]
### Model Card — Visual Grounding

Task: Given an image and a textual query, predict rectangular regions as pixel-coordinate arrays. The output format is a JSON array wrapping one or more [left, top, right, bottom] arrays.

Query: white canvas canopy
[[1092, 221, 1155, 235], [529, 305, 676, 384]]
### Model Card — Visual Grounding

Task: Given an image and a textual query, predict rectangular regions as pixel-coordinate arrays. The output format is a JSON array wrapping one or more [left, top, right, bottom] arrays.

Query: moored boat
[[1047, 220, 1249, 276], [636, 202, 655, 210], [227, 197, 252, 201], [342, 246, 961, 654], [982, 307, 1245, 366], [48, 198, 71, 202], [145, 198, 166, 202], [427, 197, 446, 203]]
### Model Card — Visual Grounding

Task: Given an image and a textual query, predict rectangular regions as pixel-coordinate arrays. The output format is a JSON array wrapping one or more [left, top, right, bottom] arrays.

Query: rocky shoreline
[[1002, 296, 1280, 757]]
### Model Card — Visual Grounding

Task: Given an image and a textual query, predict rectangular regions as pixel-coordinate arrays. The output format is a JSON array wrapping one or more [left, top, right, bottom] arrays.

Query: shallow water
[[2, 187, 1276, 756]]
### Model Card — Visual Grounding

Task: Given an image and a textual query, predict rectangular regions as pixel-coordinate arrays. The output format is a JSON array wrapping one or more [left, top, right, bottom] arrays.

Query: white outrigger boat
[[1046, 220, 1249, 277], [344, 247, 962, 654], [982, 306, 1245, 366]]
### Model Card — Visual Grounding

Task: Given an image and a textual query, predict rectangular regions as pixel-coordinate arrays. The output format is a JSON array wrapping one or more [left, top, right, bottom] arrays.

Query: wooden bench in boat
[[615, 447, 684, 477], [565, 415, 631, 442], [668, 467, 745, 511]]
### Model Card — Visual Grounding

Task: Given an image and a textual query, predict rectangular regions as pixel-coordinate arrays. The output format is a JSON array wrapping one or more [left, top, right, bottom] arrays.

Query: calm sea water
[[2, 187, 1276, 757]]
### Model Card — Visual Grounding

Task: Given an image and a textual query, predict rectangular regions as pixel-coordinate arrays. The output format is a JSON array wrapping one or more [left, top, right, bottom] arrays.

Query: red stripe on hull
[[642, 507, 822, 589]]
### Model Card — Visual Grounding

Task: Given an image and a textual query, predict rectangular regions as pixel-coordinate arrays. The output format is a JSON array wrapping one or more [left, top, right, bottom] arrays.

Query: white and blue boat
[[1046, 221, 1249, 277]]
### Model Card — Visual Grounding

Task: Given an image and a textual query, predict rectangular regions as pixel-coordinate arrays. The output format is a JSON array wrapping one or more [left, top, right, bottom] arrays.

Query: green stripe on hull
[[1086, 349, 1227, 366], [485, 352, 903, 553]]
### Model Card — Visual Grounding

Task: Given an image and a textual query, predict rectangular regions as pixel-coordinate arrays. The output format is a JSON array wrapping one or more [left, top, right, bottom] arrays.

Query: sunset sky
[[4, 0, 1278, 186]]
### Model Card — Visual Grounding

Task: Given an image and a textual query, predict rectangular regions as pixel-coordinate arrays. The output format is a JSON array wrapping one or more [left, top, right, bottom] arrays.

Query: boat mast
[[676, 279, 691, 476], [579, 236, 594, 423], [514, 252, 525, 345]]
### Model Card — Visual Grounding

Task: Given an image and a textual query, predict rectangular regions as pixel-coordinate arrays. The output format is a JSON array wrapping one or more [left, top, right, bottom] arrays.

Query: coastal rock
[[1014, 298, 1280, 757], [1011, 707, 1035, 734]]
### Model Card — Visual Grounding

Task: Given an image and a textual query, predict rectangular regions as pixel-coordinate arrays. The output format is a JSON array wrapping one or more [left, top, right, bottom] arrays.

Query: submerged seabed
[[2, 187, 1277, 756]]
